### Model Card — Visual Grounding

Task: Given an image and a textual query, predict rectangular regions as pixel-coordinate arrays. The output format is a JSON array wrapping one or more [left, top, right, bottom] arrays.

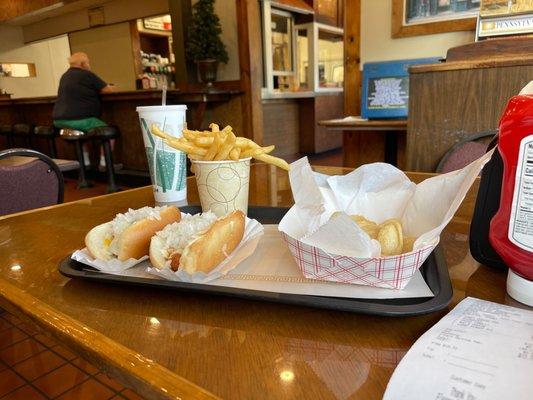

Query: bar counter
[[0, 89, 242, 171], [0, 163, 521, 400]]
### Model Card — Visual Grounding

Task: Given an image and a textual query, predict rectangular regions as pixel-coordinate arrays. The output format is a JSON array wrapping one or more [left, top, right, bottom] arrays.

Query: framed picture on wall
[[391, 0, 480, 38], [477, 0, 533, 39]]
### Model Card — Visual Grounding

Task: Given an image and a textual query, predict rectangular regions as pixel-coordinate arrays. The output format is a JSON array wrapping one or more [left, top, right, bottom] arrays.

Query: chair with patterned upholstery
[[0, 148, 64, 216], [436, 131, 497, 173]]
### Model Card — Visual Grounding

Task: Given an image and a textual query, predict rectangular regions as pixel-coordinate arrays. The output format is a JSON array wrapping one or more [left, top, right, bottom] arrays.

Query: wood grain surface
[[391, 0, 476, 38], [446, 37, 533, 62], [407, 63, 533, 171], [0, 163, 507, 400]]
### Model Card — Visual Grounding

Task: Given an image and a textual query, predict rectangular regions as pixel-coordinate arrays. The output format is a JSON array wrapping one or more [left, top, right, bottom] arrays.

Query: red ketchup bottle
[[489, 82, 533, 306]]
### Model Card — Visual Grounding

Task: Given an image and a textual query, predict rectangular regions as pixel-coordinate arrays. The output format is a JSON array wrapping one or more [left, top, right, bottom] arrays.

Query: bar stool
[[60, 126, 120, 193], [34, 125, 58, 158], [0, 125, 13, 148], [12, 124, 33, 148]]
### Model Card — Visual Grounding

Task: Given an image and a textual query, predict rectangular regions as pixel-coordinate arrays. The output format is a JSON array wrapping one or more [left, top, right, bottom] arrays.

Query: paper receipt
[[383, 297, 533, 400]]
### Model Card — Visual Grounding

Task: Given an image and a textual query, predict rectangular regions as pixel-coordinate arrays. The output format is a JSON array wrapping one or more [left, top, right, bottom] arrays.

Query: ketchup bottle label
[[509, 135, 533, 251]]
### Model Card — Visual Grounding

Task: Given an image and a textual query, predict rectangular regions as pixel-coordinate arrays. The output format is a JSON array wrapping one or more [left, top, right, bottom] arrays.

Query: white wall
[[361, 0, 474, 64], [0, 26, 70, 98], [191, 0, 240, 81], [213, 0, 240, 81], [69, 22, 136, 91]]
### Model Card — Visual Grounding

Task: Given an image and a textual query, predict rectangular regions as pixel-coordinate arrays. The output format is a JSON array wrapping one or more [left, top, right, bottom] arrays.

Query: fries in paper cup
[[150, 123, 290, 171]]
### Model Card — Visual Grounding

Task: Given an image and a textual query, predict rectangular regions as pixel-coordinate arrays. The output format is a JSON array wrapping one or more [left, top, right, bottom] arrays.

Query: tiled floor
[[0, 309, 144, 400]]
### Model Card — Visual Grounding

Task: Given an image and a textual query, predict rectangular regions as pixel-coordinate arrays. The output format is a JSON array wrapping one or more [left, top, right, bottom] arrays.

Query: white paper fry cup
[[136, 105, 188, 206], [191, 158, 251, 217]]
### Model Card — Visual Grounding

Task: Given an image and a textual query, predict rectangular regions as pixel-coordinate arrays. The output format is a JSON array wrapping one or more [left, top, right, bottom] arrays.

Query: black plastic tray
[[59, 206, 453, 317], [469, 146, 508, 270]]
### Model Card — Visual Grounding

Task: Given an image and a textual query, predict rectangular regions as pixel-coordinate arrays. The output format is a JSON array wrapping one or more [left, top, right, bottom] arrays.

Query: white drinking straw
[[161, 85, 167, 106]]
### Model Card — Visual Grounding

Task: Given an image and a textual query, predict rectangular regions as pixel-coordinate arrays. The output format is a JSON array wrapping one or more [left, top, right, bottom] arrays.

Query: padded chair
[[34, 125, 58, 158], [0, 148, 64, 216], [60, 126, 120, 193], [436, 130, 497, 173], [12, 123, 33, 148]]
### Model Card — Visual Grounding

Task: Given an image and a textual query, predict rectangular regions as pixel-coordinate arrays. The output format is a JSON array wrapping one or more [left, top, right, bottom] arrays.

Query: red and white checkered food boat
[[279, 152, 493, 289], [281, 232, 436, 289]]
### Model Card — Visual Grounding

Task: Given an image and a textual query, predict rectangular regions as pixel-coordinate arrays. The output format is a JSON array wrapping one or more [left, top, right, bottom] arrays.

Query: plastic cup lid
[[136, 105, 187, 112]]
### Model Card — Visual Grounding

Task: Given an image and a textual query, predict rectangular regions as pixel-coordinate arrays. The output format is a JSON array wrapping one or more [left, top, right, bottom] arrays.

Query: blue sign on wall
[[361, 58, 441, 119]]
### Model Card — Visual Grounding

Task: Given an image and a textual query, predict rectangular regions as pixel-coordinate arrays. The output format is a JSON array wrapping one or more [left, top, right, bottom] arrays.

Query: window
[[296, 28, 310, 90], [317, 29, 343, 89], [261, 2, 343, 96], [271, 11, 293, 75], [0, 63, 36, 78]]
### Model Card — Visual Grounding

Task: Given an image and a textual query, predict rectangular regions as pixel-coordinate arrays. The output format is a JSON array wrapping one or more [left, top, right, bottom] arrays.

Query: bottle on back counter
[[489, 81, 533, 306]]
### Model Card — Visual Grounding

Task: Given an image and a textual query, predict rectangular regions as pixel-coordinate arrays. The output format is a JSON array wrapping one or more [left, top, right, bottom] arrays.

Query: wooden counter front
[[406, 40, 533, 172], [0, 89, 242, 171]]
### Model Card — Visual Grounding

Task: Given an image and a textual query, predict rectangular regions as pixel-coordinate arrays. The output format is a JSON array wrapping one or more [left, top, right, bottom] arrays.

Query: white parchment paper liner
[[146, 217, 264, 283], [279, 150, 494, 288], [71, 250, 147, 273]]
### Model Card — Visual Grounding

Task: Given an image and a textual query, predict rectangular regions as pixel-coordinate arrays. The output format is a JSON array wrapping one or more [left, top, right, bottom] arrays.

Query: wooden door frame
[[344, 0, 361, 116], [235, 0, 361, 143], [235, 0, 264, 144]]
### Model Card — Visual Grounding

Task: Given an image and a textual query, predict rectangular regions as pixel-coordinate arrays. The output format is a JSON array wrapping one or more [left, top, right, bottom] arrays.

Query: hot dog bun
[[85, 222, 113, 261], [85, 206, 181, 261], [149, 210, 245, 274]]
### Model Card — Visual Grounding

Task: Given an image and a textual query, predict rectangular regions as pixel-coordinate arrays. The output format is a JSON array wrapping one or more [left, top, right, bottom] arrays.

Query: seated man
[[53, 52, 114, 131]]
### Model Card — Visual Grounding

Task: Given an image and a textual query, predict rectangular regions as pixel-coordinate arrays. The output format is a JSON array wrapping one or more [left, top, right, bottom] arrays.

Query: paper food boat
[[279, 152, 494, 289], [280, 232, 436, 289]]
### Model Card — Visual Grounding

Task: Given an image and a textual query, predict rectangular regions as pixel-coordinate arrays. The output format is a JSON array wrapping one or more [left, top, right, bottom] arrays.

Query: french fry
[[254, 153, 290, 171], [235, 137, 251, 148], [241, 144, 275, 158], [167, 141, 207, 157], [214, 132, 236, 161], [229, 147, 241, 161], [203, 130, 221, 161], [194, 136, 214, 147], [183, 129, 199, 141], [150, 124, 173, 140], [153, 122, 290, 171]]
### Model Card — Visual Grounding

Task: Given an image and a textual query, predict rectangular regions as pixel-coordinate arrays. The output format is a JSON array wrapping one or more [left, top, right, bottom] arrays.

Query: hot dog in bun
[[85, 206, 181, 261], [149, 210, 245, 273]]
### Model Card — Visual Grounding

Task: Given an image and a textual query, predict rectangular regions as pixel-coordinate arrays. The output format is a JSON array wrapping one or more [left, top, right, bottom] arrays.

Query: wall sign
[[477, 0, 533, 38]]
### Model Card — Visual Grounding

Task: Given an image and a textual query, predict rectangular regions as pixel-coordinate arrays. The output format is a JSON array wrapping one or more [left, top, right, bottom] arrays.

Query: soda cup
[[136, 105, 188, 206]]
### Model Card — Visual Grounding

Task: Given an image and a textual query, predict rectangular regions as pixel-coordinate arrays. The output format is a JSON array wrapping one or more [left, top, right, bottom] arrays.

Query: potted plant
[[186, 0, 228, 87]]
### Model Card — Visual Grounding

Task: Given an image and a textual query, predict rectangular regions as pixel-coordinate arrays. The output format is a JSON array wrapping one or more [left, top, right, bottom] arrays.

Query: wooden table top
[[319, 117, 407, 131], [0, 163, 519, 400]]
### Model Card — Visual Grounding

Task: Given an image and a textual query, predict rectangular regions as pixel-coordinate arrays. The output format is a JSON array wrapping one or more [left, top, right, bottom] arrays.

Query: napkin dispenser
[[470, 82, 533, 306]]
